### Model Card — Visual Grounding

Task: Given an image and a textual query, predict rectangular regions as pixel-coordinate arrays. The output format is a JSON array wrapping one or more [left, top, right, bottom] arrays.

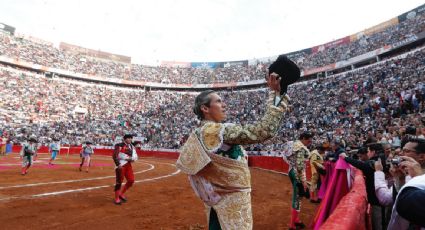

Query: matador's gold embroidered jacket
[[309, 150, 324, 176], [176, 91, 289, 230], [287, 140, 309, 184]]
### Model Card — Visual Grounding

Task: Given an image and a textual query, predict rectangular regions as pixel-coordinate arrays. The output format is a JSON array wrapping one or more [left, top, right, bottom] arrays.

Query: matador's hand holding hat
[[268, 55, 301, 95]]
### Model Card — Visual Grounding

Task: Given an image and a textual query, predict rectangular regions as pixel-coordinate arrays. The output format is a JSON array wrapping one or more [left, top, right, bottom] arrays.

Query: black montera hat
[[123, 134, 133, 139], [268, 55, 301, 95]]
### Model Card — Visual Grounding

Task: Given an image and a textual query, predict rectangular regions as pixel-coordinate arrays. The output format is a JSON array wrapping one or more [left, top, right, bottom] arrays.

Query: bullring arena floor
[[0, 153, 317, 230]]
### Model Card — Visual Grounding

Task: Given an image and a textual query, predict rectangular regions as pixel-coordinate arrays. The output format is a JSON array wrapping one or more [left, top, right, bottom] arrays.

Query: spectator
[[388, 137, 425, 229], [340, 143, 386, 230]]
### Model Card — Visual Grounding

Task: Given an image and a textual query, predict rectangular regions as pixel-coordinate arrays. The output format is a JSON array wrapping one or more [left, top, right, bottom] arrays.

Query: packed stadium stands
[[0, 46, 424, 149], [0, 5, 424, 85], [0, 3, 424, 151]]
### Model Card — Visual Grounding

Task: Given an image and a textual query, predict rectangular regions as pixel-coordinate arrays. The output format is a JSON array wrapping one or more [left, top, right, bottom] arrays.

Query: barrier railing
[[248, 155, 312, 180], [11, 145, 179, 159], [320, 168, 368, 230]]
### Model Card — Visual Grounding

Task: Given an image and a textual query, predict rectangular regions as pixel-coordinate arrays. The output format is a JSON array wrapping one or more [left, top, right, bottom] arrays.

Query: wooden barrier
[[11, 145, 179, 159], [248, 155, 312, 180]]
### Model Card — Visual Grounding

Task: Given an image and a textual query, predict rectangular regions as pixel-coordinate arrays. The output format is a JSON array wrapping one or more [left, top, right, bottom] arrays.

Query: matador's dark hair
[[193, 90, 215, 120], [299, 131, 314, 140]]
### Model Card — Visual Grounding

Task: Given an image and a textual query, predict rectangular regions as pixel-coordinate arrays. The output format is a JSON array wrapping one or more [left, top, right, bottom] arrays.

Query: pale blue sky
[[1, 0, 424, 64]]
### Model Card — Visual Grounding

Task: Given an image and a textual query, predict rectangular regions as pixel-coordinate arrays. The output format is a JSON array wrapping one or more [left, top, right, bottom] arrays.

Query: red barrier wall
[[10, 146, 308, 178], [11, 145, 179, 159], [320, 169, 368, 230], [12, 145, 21, 153], [138, 150, 179, 159], [13, 145, 90, 155], [248, 156, 312, 180]]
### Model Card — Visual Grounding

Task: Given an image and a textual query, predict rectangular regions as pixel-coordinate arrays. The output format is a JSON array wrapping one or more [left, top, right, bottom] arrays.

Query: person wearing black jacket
[[326, 139, 345, 162], [340, 143, 385, 230]]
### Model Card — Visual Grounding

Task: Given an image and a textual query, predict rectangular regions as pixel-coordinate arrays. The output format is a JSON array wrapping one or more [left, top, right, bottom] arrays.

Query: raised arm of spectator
[[340, 153, 374, 174], [374, 160, 393, 206]]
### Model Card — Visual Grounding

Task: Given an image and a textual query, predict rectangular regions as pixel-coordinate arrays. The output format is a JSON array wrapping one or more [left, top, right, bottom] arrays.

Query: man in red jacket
[[112, 134, 138, 205]]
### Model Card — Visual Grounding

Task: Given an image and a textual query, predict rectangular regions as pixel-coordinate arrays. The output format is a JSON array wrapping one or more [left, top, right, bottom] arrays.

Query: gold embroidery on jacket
[[201, 123, 224, 152]]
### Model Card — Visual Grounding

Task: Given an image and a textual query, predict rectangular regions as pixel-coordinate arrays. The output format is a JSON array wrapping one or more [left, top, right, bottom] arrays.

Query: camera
[[390, 156, 403, 166]]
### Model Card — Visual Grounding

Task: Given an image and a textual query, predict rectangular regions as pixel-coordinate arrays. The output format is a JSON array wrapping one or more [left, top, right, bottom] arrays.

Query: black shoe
[[119, 195, 127, 203], [295, 222, 305, 229]]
